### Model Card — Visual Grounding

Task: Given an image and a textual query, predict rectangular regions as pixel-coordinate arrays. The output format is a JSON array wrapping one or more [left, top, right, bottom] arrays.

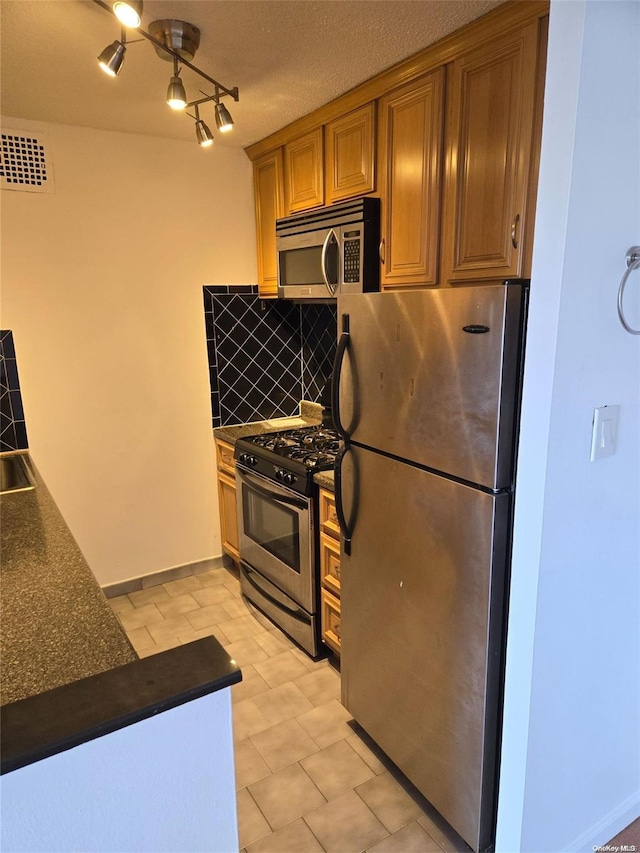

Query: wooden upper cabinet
[[253, 149, 284, 298], [442, 22, 540, 283], [284, 128, 324, 213], [325, 103, 376, 203], [377, 69, 445, 288]]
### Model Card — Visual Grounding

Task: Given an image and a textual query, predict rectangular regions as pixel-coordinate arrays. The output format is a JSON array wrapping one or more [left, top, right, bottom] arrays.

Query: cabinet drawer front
[[319, 488, 340, 538], [216, 440, 236, 475], [321, 588, 341, 655], [320, 532, 341, 595]]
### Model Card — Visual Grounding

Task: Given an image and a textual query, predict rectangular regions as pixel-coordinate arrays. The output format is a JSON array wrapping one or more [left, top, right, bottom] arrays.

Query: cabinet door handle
[[379, 239, 385, 264], [511, 214, 521, 249]]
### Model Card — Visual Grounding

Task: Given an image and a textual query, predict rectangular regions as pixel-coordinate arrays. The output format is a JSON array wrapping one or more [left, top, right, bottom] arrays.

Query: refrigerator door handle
[[331, 313, 350, 439], [334, 443, 355, 555]]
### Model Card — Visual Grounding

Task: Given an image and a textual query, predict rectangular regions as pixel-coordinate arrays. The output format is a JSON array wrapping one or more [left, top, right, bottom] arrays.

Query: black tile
[[0, 330, 16, 359], [13, 420, 28, 450]]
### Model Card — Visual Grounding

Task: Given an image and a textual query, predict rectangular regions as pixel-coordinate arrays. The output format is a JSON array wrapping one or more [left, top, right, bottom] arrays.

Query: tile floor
[[109, 565, 470, 853]]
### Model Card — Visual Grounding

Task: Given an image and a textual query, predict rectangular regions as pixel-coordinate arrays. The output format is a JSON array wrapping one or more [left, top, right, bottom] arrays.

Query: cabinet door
[[284, 128, 324, 213], [325, 104, 375, 203], [442, 22, 539, 282], [217, 469, 240, 564], [253, 149, 284, 298], [378, 69, 445, 288]]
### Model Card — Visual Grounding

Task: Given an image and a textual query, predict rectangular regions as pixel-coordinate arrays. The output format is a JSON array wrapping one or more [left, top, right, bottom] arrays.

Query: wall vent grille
[[0, 130, 55, 193]]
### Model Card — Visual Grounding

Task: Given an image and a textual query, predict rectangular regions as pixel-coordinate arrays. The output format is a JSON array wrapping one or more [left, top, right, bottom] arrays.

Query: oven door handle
[[241, 562, 310, 625], [334, 443, 356, 556], [236, 467, 308, 510]]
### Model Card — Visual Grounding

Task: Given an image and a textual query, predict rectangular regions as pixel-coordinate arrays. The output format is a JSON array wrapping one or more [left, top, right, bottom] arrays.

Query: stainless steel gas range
[[234, 425, 339, 657]]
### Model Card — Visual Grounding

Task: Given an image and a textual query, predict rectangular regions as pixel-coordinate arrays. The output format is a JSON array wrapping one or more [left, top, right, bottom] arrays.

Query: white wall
[[0, 117, 257, 586], [1, 689, 238, 852], [497, 2, 640, 850]]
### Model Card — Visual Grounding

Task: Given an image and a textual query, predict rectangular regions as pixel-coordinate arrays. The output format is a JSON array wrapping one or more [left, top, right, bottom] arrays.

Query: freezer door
[[337, 285, 525, 490], [339, 446, 510, 852]]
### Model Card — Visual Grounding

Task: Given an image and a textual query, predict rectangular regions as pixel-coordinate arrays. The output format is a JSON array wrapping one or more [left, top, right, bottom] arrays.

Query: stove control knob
[[240, 453, 258, 467], [275, 469, 296, 485]]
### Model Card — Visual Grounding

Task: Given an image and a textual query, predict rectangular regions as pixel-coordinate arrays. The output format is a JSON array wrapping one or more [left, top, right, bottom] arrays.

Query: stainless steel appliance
[[332, 282, 529, 853], [234, 425, 339, 656], [276, 197, 380, 300]]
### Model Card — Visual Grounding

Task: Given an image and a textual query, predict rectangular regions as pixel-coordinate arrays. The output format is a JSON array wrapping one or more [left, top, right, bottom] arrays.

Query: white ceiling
[[1, 0, 505, 150]]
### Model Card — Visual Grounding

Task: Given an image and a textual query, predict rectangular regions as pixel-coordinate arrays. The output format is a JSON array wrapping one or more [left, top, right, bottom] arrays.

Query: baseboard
[[101, 555, 234, 599], [565, 790, 640, 852]]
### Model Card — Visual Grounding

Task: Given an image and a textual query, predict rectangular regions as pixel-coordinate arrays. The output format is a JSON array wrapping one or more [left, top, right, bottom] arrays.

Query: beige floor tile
[[237, 787, 271, 849], [176, 625, 230, 646], [162, 575, 203, 597], [232, 666, 271, 705], [185, 603, 232, 630], [294, 665, 342, 706], [301, 739, 376, 801], [196, 568, 233, 587], [297, 698, 355, 748], [252, 682, 313, 726], [248, 762, 326, 831], [233, 699, 272, 742], [254, 651, 310, 688], [191, 584, 235, 607], [125, 625, 155, 651], [107, 594, 134, 614], [416, 814, 469, 853], [220, 614, 267, 643], [250, 718, 319, 772], [356, 771, 425, 833], [304, 789, 388, 852], [346, 732, 389, 775], [367, 820, 443, 853], [234, 739, 272, 789], [253, 630, 295, 658], [128, 586, 172, 608], [146, 613, 194, 643], [291, 646, 329, 672], [224, 637, 270, 667], [154, 592, 200, 617], [135, 638, 181, 657], [118, 603, 164, 631], [246, 818, 324, 853], [222, 597, 252, 619]]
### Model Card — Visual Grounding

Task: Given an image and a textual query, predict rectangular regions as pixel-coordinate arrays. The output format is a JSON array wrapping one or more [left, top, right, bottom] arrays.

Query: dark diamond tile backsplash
[[203, 287, 337, 427], [1, 330, 29, 452]]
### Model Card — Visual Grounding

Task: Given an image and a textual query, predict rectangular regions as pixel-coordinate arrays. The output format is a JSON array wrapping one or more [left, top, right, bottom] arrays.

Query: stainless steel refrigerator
[[333, 283, 529, 853]]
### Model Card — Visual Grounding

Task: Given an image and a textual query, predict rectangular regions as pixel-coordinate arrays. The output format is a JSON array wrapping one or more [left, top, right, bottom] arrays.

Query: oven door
[[277, 227, 340, 300], [236, 466, 315, 613]]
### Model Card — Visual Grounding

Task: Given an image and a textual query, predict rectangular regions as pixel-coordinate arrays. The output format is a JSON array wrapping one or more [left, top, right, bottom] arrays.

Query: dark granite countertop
[[0, 454, 137, 706], [213, 401, 323, 446]]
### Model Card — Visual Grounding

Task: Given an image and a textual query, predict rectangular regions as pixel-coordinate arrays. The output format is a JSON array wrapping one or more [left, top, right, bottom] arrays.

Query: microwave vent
[[0, 129, 55, 194]]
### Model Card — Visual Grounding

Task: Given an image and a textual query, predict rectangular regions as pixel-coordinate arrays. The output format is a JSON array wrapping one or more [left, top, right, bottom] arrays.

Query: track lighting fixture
[[215, 102, 234, 133], [98, 36, 126, 77], [92, 0, 239, 147], [166, 59, 187, 110], [112, 0, 143, 29]]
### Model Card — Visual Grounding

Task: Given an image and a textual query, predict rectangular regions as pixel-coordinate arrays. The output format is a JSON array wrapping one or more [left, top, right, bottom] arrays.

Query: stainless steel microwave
[[276, 197, 380, 300]]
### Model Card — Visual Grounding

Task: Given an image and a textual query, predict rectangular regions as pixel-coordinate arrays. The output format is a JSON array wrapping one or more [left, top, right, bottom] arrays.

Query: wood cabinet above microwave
[[284, 128, 324, 214]]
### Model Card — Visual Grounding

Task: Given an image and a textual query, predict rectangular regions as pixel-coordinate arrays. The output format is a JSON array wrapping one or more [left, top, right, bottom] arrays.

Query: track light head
[[113, 1, 143, 28], [98, 40, 126, 76], [195, 119, 214, 148], [167, 75, 187, 110], [214, 102, 234, 133]]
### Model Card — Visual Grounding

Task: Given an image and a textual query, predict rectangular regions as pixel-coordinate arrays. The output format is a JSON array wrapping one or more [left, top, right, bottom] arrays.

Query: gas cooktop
[[234, 424, 339, 495]]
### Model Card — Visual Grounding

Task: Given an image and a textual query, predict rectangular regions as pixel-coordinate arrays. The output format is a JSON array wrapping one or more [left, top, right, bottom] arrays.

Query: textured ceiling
[[1, 0, 505, 149]]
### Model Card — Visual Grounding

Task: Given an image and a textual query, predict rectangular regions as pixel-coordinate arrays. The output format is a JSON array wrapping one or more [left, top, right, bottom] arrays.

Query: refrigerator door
[[339, 445, 510, 852], [336, 285, 525, 490]]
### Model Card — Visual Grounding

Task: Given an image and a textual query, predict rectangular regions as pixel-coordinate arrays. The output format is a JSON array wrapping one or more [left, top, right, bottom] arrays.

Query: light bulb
[[113, 1, 142, 28]]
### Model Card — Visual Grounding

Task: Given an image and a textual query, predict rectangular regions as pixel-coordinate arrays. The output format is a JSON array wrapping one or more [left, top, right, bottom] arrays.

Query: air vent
[[0, 130, 55, 194]]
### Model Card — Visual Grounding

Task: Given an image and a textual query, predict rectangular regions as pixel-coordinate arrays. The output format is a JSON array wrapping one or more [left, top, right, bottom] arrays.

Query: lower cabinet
[[215, 439, 240, 564], [319, 488, 341, 655]]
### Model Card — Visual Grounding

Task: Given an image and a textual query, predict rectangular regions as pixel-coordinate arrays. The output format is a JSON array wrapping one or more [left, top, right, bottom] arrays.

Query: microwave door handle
[[236, 467, 308, 511], [321, 228, 338, 296]]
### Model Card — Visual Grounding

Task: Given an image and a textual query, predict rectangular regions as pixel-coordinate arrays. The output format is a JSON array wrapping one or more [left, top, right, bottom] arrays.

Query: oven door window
[[280, 237, 338, 288], [242, 486, 301, 573]]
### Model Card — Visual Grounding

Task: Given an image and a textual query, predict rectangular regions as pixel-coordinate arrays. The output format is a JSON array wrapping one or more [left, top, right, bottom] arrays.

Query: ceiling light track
[[92, 0, 239, 147]]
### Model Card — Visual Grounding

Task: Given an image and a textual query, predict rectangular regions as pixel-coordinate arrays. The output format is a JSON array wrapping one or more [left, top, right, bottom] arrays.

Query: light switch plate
[[590, 405, 620, 462]]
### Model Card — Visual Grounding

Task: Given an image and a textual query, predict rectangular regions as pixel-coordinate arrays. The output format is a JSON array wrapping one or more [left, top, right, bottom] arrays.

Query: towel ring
[[618, 246, 640, 335]]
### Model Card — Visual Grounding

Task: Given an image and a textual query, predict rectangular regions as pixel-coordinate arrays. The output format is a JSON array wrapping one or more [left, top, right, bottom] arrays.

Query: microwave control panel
[[343, 229, 362, 283]]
